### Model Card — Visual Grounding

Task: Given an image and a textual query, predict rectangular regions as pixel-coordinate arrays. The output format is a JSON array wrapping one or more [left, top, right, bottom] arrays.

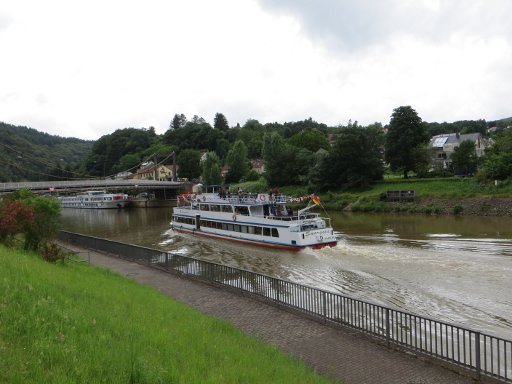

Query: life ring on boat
[[202, 196, 206, 202], [232, 214, 237, 221], [259, 194, 265, 202]]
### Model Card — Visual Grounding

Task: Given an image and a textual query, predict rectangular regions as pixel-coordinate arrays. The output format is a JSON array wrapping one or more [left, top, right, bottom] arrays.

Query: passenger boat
[[58, 190, 130, 209], [171, 186, 337, 250]]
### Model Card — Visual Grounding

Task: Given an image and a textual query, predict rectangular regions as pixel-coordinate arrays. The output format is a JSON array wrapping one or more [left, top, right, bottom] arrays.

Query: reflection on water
[[61, 209, 512, 339]]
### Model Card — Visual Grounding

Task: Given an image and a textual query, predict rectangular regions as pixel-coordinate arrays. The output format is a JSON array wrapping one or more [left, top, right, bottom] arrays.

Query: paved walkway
[[62, 243, 478, 384]]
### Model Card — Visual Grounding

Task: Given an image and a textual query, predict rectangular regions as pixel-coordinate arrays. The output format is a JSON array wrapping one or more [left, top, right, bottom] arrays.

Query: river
[[60, 208, 512, 340]]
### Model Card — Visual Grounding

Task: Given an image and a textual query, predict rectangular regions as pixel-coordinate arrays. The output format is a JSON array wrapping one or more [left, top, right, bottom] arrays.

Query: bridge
[[0, 179, 192, 197]]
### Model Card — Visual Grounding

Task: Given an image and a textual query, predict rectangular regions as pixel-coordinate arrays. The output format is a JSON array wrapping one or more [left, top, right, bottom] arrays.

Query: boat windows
[[271, 228, 279, 237], [233, 225, 241, 232], [240, 225, 248, 234], [210, 205, 221, 212], [200, 204, 210, 211], [221, 205, 233, 213], [234, 206, 250, 216], [174, 216, 195, 225], [263, 227, 271, 236], [254, 227, 262, 235]]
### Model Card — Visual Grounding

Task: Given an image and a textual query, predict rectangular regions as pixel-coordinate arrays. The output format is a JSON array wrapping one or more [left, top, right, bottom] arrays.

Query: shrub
[[453, 205, 464, 215], [40, 242, 66, 263]]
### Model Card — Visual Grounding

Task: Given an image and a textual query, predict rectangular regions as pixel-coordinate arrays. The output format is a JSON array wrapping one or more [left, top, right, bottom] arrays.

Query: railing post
[[276, 279, 280, 303], [323, 291, 327, 323], [386, 308, 391, 348], [475, 332, 481, 378]]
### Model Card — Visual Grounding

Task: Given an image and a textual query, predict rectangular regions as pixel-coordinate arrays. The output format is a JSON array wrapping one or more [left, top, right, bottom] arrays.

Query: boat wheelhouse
[[171, 186, 337, 250], [58, 190, 130, 209]]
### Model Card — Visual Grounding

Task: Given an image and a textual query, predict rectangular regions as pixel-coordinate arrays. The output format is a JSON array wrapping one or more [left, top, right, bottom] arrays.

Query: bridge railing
[[58, 230, 511, 383], [0, 179, 184, 193]]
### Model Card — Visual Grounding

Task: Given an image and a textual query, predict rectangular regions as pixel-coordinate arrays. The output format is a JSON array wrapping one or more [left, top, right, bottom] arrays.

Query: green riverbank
[[237, 177, 512, 215], [0, 246, 333, 384]]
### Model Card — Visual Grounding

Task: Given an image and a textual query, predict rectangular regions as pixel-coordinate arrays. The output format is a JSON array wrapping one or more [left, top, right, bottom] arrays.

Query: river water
[[60, 208, 512, 340]]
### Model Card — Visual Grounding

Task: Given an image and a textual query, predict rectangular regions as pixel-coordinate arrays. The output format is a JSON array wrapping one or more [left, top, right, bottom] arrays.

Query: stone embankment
[[414, 197, 512, 216]]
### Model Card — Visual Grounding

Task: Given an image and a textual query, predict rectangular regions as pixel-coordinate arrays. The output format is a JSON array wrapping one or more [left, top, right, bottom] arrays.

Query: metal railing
[[58, 230, 511, 383]]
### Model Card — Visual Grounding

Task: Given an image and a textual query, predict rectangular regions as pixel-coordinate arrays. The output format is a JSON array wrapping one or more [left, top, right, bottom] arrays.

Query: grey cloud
[[257, 0, 512, 51]]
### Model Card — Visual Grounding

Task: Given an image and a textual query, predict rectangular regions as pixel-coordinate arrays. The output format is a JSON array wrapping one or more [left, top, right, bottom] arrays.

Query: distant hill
[[0, 122, 94, 182], [496, 117, 512, 126]]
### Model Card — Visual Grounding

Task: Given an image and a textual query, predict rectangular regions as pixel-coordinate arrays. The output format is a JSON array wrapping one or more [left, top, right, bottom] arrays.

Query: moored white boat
[[171, 186, 337, 250], [58, 190, 130, 209]]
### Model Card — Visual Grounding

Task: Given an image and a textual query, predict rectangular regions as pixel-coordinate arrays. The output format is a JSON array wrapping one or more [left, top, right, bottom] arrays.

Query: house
[[429, 132, 488, 169], [130, 162, 177, 181], [250, 159, 265, 174]]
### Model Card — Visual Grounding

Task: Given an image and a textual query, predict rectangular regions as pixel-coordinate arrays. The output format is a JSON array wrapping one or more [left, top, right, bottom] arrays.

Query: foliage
[[11, 189, 61, 251], [213, 112, 229, 130], [262, 132, 296, 186], [202, 152, 223, 185], [0, 246, 331, 384], [169, 113, 187, 130], [483, 128, 512, 180], [450, 140, 479, 176], [177, 149, 201, 180], [225, 140, 250, 183], [385, 106, 429, 178], [230, 177, 269, 193], [287, 129, 330, 152], [0, 189, 60, 251], [313, 126, 384, 191], [424, 119, 487, 137], [0, 122, 93, 182], [0, 199, 34, 246], [85, 127, 157, 177], [40, 241, 66, 263]]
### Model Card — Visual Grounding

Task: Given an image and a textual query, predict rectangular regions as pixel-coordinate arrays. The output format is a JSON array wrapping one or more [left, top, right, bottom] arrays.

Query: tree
[[385, 106, 429, 178], [170, 114, 187, 130], [288, 130, 330, 152], [202, 152, 223, 185], [213, 113, 229, 131], [483, 128, 512, 180], [262, 132, 298, 186], [177, 149, 201, 180], [313, 126, 384, 191], [225, 140, 249, 183], [4, 189, 61, 251], [450, 140, 478, 175]]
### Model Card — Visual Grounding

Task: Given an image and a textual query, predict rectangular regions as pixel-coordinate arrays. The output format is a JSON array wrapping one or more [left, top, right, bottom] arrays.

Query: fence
[[58, 230, 511, 383]]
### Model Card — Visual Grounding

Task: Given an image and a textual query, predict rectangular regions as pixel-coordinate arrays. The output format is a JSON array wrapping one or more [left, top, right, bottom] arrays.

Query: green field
[[0, 246, 333, 384]]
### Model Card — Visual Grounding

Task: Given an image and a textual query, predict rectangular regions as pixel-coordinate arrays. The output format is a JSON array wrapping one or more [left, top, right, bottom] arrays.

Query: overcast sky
[[1, 0, 511, 140]]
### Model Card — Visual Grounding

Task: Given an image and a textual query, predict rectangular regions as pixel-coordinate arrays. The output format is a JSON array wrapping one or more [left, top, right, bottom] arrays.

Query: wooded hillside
[[0, 122, 93, 182]]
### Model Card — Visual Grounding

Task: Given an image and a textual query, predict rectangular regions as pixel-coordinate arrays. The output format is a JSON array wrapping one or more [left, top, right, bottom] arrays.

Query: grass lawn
[[0, 246, 334, 384]]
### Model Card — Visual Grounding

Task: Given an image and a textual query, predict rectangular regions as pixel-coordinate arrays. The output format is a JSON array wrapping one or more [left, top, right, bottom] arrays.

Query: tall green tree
[[313, 126, 384, 191], [483, 128, 512, 180], [170, 114, 187, 130], [225, 140, 249, 183], [213, 113, 229, 131], [385, 106, 429, 178], [202, 152, 223, 185], [450, 140, 478, 175], [262, 132, 298, 186], [177, 149, 201, 180]]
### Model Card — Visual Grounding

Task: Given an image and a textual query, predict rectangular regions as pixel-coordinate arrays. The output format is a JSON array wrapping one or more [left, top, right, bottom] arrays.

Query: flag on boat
[[311, 194, 321, 205]]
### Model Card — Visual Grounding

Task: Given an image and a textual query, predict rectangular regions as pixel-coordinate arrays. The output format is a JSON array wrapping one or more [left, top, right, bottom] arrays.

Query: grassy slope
[[0, 246, 333, 384]]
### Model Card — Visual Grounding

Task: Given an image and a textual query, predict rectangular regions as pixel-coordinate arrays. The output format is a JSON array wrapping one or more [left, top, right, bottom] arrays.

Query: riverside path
[[60, 242, 477, 384]]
